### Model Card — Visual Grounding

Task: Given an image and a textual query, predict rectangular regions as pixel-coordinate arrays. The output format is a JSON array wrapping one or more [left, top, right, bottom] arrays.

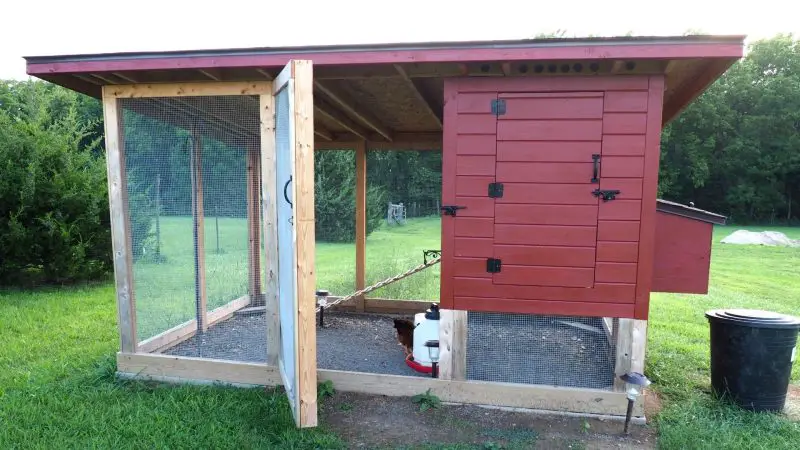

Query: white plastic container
[[412, 303, 440, 366]]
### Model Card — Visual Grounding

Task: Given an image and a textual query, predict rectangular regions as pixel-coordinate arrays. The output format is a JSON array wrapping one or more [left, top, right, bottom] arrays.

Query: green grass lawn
[[1, 222, 798, 449], [135, 216, 440, 340]]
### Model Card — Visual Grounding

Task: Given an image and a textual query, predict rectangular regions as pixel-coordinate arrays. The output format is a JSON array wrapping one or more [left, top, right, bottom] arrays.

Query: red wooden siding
[[441, 75, 665, 319], [651, 211, 714, 294]]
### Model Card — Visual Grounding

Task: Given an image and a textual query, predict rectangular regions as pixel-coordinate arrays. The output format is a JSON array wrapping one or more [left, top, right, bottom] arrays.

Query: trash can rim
[[705, 308, 800, 329]]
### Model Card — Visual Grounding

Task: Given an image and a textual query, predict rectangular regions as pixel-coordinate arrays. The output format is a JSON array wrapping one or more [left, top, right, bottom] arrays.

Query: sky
[[3, 0, 799, 80]]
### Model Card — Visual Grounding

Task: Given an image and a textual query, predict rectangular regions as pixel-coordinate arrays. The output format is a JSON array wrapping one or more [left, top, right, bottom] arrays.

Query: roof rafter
[[314, 98, 371, 140], [393, 64, 443, 129], [313, 81, 393, 141]]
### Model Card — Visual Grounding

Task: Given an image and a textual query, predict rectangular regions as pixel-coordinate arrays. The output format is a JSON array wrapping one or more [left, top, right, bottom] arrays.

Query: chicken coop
[[26, 35, 742, 428]]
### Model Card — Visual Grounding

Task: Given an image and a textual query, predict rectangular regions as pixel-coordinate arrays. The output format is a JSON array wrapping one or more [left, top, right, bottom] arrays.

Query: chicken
[[392, 318, 415, 356]]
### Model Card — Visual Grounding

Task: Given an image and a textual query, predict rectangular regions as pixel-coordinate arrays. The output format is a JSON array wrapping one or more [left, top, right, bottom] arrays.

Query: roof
[[25, 35, 745, 146], [656, 199, 728, 225]]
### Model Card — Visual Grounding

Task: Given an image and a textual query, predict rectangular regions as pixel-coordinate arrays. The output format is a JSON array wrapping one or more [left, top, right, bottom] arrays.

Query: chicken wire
[[467, 312, 615, 390], [119, 95, 265, 362]]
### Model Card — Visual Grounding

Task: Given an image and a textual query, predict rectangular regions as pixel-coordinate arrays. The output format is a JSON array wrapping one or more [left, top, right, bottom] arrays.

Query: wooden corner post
[[355, 140, 367, 311], [613, 318, 648, 391], [246, 142, 263, 305], [190, 128, 208, 332], [102, 88, 137, 353]]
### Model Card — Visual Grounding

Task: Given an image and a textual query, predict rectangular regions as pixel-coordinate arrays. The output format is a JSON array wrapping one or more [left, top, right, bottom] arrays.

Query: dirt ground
[[320, 391, 658, 449], [786, 384, 800, 421]]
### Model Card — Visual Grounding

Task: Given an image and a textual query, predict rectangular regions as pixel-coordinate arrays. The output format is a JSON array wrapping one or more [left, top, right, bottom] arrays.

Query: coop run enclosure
[[26, 35, 743, 428]]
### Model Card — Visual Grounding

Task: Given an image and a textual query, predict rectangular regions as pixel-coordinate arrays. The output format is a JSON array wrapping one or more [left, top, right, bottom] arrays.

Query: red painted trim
[[634, 75, 666, 320], [453, 297, 635, 318], [26, 43, 743, 75], [439, 79, 459, 309]]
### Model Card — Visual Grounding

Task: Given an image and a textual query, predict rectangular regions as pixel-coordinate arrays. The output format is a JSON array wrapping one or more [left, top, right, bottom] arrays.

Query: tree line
[[1, 34, 798, 285]]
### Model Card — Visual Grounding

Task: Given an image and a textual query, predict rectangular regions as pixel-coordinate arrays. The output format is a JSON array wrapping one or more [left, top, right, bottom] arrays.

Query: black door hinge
[[592, 189, 621, 202], [440, 205, 466, 216], [491, 99, 506, 116], [486, 258, 502, 273], [488, 182, 504, 198]]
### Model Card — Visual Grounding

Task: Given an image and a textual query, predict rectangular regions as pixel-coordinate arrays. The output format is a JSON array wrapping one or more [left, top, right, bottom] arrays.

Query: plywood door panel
[[499, 183, 598, 205], [601, 156, 645, 178], [496, 162, 596, 184], [497, 141, 601, 163], [600, 178, 643, 199], [455, 197, 495, 217], [597, 221, 640, 242], [596, 242, 639, 262], [603, 113, 647, 134], [457, 155, 496, 176], [596, 262, 638, 283], [454, 237, 493, 257], [603, 91, 649, 112], [602, 135, 646, 156], [494, 265, 595, 287], [453, 257, 491, 278], [494, 224, 598, 246], [457, 134, 497, 155], [494, 244, 596, 267], [498, 120, 602, 141], [457, 114, 498, 134], [598, 200, 641, 221], [455, 218, 494, 237], [502, 97, 604, 119], [495, 204, 599, 225], [456, 176, 494, 197]]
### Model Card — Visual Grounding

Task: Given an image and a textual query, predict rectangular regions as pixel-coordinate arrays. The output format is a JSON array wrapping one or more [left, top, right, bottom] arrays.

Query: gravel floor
[[165, 310, 614, 388]]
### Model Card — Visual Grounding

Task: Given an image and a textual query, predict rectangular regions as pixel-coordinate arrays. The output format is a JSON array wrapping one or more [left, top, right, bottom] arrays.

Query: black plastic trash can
[[705, 309, 800, 412]]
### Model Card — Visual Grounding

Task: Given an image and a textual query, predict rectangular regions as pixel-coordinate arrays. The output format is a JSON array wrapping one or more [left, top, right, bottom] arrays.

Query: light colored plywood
[[439, 309, 467, 380], [259, 92, 280, 367], [246, 144, 263, 301], [291, 59, 318, 428], [614, 319, 633, 391], [102, 90, 137, 353], [104, 81, 272, 98], [355, 141, 367, 312], [631, 319, 648, 374]]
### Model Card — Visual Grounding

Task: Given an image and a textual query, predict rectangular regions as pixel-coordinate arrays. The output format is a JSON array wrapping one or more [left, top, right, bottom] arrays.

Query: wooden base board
[[117, 352, 644, 418], [137, 295, 251, 353]]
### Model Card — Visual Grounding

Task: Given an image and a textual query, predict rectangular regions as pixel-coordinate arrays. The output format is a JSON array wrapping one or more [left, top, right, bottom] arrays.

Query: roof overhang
[[25, 35, 745, 142]]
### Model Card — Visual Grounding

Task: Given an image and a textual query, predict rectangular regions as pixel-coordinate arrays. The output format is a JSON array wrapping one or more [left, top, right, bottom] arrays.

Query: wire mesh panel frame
[[101, 81, 272, 355]]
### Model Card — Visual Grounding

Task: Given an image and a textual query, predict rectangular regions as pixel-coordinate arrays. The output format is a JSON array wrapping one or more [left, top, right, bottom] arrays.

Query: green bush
[[0, 94, 110, 285], [314, 150, 385, 242]]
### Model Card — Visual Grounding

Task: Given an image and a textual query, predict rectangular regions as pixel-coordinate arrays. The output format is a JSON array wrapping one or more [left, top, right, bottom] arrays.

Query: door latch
[[591, 154, 601, 183], [440, 205, 466, 216], [486, 258, 502, 273], [592, 189, 621, 202]]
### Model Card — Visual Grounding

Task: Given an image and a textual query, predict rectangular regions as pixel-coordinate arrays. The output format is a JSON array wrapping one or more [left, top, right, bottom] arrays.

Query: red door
[[442, 85, 645, 318], [492, 92, 604, 289]]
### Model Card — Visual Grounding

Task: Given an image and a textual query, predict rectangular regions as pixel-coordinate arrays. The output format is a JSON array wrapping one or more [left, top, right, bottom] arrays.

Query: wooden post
[[260, 93, 280, 367], [355, 141, 367, 311], [613, 319, 648, 391], [102, 91, 137, 353], [190, 128, 208, 332], [438, 309, 467, 380], [155, 173, 161, 258], [246, 143, 263, 305], [291, 60, 318, 428]]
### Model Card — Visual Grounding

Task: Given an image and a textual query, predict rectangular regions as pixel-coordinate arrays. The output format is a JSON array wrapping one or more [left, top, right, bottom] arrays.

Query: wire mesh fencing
[[120, 95, 268, 362], [466, 312, 616, 390]]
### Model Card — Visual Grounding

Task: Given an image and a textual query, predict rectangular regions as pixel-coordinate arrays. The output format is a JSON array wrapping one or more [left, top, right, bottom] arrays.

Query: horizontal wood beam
[[314, 81, 393, 141], [394, 64, 443, 129], [117, 352, 645, 417]]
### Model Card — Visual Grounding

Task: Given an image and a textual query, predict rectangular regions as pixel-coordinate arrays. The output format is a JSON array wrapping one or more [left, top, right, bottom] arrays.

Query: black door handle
[[591, 154, 600, 183], [283, 175, 293, 207]]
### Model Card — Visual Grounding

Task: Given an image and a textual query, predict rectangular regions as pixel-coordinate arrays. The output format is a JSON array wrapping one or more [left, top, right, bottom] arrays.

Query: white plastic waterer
[[412, 303, 440, 366]]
